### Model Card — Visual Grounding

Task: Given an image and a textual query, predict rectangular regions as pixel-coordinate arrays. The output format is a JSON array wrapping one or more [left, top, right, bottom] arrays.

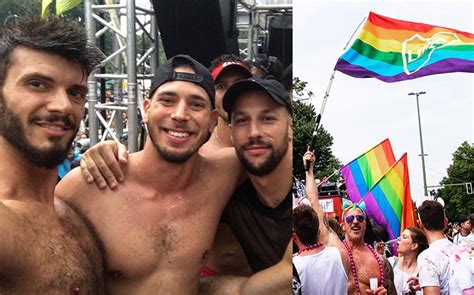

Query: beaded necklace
[[297, 242, 324, 255], [342, 240, 385, 295]]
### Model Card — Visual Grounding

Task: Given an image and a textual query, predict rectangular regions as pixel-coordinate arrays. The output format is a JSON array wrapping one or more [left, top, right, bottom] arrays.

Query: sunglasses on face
[[345, 214, 365, 224]]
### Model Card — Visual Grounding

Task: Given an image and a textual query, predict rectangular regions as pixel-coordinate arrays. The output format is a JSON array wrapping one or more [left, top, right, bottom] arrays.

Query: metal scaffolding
[[84, 0, 291, 152]]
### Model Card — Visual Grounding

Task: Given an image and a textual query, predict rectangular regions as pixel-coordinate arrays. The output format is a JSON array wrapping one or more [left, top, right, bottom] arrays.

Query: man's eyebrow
[[22, 72, 55, 82], [23, 72, 89, 93]]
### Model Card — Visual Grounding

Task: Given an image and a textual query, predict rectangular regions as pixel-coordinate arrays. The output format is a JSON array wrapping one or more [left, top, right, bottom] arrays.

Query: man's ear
[[143, 98, 150, 123], [208, 109, 218, 134]]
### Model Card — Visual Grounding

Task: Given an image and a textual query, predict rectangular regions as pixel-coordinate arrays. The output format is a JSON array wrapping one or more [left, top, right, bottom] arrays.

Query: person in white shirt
[[389, 227, 428, 295], [453, 214, 474, 249], [292, 204, 349, 295], [416, 200, 474, 294]]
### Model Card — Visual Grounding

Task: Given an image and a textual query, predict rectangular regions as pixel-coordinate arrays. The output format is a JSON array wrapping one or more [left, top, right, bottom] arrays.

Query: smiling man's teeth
[[168, 130, 190, 138], [44, 124, 64, 131]]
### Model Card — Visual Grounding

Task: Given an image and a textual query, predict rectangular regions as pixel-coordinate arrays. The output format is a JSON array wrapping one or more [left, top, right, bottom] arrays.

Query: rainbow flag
[[362, 153, 417, 240], [335, 12, 474, 82], [340, 139, 396, 203]]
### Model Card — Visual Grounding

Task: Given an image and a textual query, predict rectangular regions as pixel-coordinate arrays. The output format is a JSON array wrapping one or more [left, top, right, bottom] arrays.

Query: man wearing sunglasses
[[303, 149, 395, 295]]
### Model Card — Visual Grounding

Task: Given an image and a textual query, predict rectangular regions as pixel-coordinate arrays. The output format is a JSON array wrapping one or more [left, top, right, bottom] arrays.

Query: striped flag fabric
[[340, 139, 396, 203], [362, 153, 417, 240], [335, 12, 474, 82]]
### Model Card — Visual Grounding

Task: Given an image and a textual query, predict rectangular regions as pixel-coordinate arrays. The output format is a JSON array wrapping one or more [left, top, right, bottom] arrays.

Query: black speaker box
[[266, 14, 292, 68], [152, 0, 239, 67]]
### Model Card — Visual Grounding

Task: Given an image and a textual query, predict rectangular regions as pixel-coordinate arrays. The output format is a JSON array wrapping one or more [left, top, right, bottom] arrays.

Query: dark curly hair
[[0, 15, 104, 84]]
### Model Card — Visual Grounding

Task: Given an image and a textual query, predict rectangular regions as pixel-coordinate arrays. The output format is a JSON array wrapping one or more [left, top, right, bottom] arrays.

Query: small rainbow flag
[[362, 153, 417, 240], [335, 12, 474, 82], [340, 139, 396, 203]]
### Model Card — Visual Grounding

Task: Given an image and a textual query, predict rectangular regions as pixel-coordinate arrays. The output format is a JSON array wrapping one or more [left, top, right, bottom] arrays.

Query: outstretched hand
[[303, 145, 316, 172], [80, 140, 129, 189]]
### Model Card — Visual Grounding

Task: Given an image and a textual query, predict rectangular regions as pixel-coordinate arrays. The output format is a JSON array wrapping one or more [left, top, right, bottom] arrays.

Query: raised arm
[[80, 140, 129, 189], [303, 147, 343, 249]]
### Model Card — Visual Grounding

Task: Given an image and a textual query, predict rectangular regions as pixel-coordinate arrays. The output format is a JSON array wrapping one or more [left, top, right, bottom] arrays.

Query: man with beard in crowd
[[57, 56, 292, 294], [0, 15, 105, 293], [78, 71, 292, 277], [303, 149, 395, 294]]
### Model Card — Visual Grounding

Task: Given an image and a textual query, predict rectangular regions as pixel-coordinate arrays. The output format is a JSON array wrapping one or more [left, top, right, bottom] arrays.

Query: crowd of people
[[0, 14, 295, 294], [292, 149, 474, 294], [1, 14, 473, 295]]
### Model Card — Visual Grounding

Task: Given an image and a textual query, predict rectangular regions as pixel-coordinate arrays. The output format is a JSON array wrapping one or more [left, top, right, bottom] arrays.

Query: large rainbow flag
[[335, 12, 474, 82], [362, 153, 417, 240], [340, 139, 396, 203]]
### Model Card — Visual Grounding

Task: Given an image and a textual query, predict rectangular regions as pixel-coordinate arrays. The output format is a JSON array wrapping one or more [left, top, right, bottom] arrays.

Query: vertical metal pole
[[113, 26, 123, 140], [415, 93, 429, 197], [247, 10, 255, 61], [126, 0, 138, 151], [85, 0, 99, 146], [150, 15, 159, 72]]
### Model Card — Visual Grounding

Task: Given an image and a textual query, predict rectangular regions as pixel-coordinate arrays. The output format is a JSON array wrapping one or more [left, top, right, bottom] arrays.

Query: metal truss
[[84, 0, 292, 152]]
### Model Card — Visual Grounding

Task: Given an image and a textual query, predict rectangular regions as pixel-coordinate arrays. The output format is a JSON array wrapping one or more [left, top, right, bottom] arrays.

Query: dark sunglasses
[[345, 214, 365, 224]]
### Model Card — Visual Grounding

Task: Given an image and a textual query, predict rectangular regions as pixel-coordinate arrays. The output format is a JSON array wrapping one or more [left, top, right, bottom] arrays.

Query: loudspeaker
[[152, 0, 239, 67], [266, 14, 292, 68]]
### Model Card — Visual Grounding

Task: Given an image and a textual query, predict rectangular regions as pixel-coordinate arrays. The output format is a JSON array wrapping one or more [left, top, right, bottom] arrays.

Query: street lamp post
[[408, 91, 428, 197]]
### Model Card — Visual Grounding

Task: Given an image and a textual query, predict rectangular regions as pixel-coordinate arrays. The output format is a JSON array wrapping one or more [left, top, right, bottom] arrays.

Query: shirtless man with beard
[[0, 16, 105, 294], [303, 150, 395, 294], [56, 56, 292, 294]]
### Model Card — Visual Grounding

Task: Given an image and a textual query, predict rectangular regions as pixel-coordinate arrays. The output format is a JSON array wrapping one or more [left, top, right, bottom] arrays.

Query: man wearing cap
[[57, 55, 292, 294], [56, 55, 247, 294], [218, 77, 293, 273], [203, 54, 252, 154], [203, 55, 254, 276]]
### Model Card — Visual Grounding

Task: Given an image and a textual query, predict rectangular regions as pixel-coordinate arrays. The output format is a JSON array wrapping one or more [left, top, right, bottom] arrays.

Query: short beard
[[236, 137, 288, 176], [148, 123, 211, 164], [0, 96, 76, 169]]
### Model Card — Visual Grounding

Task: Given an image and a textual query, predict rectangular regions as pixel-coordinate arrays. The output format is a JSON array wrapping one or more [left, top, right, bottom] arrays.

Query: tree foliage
[[0, 0, 40, 25], [436, 141, 474, 221], [292, 79, 341, 180]]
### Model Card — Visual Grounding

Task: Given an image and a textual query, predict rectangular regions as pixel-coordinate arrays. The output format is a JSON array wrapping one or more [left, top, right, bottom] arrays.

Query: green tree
[[436, 141, 474, 221], [292, 78, 341, 180], [0, 0, 40, 25]]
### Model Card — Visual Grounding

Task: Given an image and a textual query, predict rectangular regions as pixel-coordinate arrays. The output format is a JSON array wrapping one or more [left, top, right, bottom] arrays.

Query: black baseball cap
[[150, 54, 215, 108], [223, 77, 292, 117]]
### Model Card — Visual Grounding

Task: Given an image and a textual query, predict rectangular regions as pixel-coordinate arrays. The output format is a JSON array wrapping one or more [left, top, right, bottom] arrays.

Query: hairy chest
[[7, 209, 104, 294]]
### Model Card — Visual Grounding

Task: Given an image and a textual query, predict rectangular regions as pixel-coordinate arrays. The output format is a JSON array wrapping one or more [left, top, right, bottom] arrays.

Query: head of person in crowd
[[145, 54, 217, 163], [342, 204, 367, 243], [458, 215, 472, 234], [209, 54, 252, 123], [250, 56, 284, 81], [223, 77, 292, 176], [293, 204, 320, 248], [417, 200, 447, 232], [371, 224, 393, 257], [396, 226, 428, 257], [0, 15, 103, 168]]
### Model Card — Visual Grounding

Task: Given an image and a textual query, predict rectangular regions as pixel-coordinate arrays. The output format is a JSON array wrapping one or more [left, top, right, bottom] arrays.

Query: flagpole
[[312, 16, 366, 136]]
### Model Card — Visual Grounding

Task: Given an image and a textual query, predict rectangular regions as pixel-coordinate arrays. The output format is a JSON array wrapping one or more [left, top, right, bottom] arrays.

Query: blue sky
[[294, 0, 473, 200]]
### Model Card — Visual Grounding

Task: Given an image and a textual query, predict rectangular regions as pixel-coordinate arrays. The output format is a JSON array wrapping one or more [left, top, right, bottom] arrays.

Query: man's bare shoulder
[[56, 167, 100, 206], [202, 147, 243, 173]]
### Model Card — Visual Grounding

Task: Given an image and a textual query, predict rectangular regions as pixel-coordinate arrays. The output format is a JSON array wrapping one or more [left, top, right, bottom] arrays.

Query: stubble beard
[[236, 135, 288, 177], [0, 94, 77, 169]]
